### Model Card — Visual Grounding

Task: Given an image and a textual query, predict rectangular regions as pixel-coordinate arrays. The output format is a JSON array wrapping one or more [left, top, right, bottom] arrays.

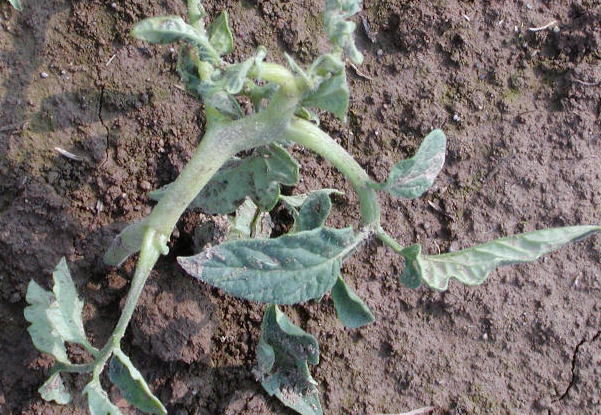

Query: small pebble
[[140, 180, 152, 191], [376, 49, 383, 57], [40, 72, 48, 78], [482, 333, 488, 340], [453, 114, 461, 122]]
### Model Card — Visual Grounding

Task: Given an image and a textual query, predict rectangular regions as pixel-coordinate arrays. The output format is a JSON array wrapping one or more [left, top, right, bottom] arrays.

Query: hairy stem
[[284, 118, 380, 227]]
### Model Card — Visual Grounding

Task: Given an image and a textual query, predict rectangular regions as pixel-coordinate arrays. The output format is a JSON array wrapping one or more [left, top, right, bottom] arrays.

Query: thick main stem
[[285, 118, 380, 227]]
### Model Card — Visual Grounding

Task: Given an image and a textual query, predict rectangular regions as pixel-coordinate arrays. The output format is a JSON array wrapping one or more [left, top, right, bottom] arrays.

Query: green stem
[[376, 228, 405, 252], [284, 118, 380, 227]]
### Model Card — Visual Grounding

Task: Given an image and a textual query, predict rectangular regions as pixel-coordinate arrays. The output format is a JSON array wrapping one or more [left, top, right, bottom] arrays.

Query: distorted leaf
[[178, 227, 363, 304], [9, 0, 21, 11], [104, 220, 147, 266], [331, 276, 374, 328], [228, 199, 272, 240], [109, 351, 167, 414], [257, 305, 322, 415], [45, 258, 89, 348], [83, 380, 122, 415], [298, 191, 334, 231], [303, 72, 349, 121], [382, 129, 446, 199], [400, 226, 601, 291], [187, 0, 207, 31], [150, 144, 299, 214], [208, 11, 233, 55], [324, 0, 363, 64], [24, 280, 69, 364], [39, 372, 71, 405], [131, 16, 220, 64]]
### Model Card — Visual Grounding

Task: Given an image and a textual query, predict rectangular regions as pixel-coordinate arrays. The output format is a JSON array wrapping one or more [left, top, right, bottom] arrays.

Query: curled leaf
[[302, 72, 349, 121], [83, 380, 122, 415], [257, 305, 322, 415], [298, 190, 335, 231], [39, 372, 71, 405], [331, 276, 374, 328], [104, 220, 147, 266], [208, 11, 233, 55], [109, 351, 167, 414], [382, 129, 446, 199], [400, 226, 601, 291], [178, 227, 363, 304], [324, 0, 363, 64]]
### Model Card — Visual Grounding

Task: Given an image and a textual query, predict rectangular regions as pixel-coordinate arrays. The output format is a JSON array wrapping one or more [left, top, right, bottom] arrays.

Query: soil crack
[[98, 84, 110, 166], [554, 330, 601, 403]]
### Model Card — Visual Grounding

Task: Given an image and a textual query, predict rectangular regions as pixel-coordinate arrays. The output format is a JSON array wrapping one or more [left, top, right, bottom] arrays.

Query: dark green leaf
[[150, 144, 299, 214], [178, 227, 363, 304], [298, 191, 333, 231], [383, 129, 446, 199], [331, 276, 374, 328], [208, 11, 233, 55], [24, 280, 69, 364], [109, 351, 167, 414], [257, 305, 322, 415], [398, 244, 422, 289], [39, 372, 71, 405], [400, 226, 601, 291], [104, 220, 147, 266], [9, 0, 21, 11], [84, 380, 121, 415], [302, 72, 349, 121], [131, 16, 220, 64]]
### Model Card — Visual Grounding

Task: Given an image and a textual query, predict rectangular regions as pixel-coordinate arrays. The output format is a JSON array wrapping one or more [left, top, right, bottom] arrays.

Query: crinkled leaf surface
[[302, 72, 349, 121], [39, 372, 71, 405], [208, 11, 233, 55], [331, 276, 374, 328], [104, 220, 147, 266], [24, 280, 69, 364], [109, 351, 167, 414], [131, 16, 220, 64], [178, 227, 361, 304], [84, 380, 121, 415], [187, 0, 207, 31], [324, 0, 363, 64], [150, 144, 299, 214], [257, 305, 322, 415], [383, 129, 446, 199], [298, 191, 335, 231], [9, 0, 22, 11], [45, 258, 88, 346], [400, 226, 601, 291]]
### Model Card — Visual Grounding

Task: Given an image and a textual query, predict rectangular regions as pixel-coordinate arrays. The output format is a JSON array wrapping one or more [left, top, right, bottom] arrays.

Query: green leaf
[[400, 226, 601, 291], [45, 258, 89, 347], [109, 350, 167, 415], [150, 144, 299, 214], [131, 16, 220, 65], [383, 129, 446, 199], [324, 0, 363, 64], [398, 244, 422, 289], [178, 227, 363, 304], [303, 72, 349, 121], [84, 380, 122, 415], [296, 107, 320, 125], [298, 191, 334, 231], [250, 83, 279, 112], [331, 276, 374, 328], [280, 189, 342, 234], [9, 0, 21, 11], [187, 0, 207, 31], [39, 372, 71, 405], [208, 11, 233, 55], [104, 220, 147, 266], [257, 305, 322, 415], [24, 280, 69, 364]]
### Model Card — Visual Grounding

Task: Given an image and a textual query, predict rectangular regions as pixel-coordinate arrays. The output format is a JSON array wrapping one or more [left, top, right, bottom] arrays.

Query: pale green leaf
[[324, 0, 363, 64], [178, 227, 363, 304], [84, 380, 121, 415], [109, 350, 167, 415], [400, 226, 601, 291], [258, 305, 322, 415], [39, 372, 71, 405], [45, 258, 88, 347], [187, 0, 207, 31], [250, 83, 279, 112], [208, 11, 233, 55], [24, 280, 69, 364], [9, 0, 21, 11], [331, 276, 374, 328], [150, 144, 299, 214], [131, 16, 220, 65], [296, 107, 320, 125], [383, 129, 446, 199], [103, 220, 147, 266], [303, 72, 349, 121], [228, 199, 273, 240]]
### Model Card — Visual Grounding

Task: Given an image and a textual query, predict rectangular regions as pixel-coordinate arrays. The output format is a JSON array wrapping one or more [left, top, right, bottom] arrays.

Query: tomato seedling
[[25, 1, 600, 414]]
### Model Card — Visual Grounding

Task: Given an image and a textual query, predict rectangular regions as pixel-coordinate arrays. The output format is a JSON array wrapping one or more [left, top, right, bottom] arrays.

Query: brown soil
[[1, 1, 600, 414]]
